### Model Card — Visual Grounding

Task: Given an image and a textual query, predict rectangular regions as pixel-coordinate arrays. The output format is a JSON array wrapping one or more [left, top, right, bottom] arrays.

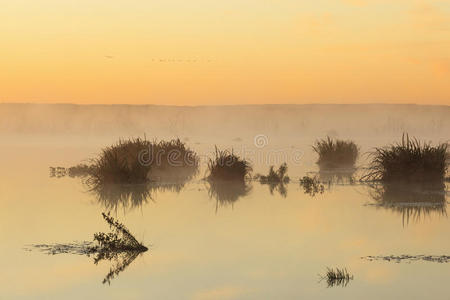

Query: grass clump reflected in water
[[206, 147, 252, 210], [26, 212, 148, 285], [313, 137, 359, 169], [320, 267, 354, 288], [363, 134, 448, 183], [255, 163, 290, 197], [207, 147, 252, 181]]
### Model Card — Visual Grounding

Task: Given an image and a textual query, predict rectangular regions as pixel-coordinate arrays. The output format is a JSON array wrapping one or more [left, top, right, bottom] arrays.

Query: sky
[[1, 0, 449, 105]]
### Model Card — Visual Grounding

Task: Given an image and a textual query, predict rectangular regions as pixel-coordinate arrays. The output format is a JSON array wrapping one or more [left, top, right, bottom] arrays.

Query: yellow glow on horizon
[[1, 0, 449, 105]]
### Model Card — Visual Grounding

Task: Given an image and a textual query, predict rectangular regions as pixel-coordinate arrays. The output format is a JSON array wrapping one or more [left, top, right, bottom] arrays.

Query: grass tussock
[[207, 147, 252, 181], [363, 134, 448, 183], [320, 267, 353, 288], [88, 137, 198, 185], [313, 137, 359, 169]]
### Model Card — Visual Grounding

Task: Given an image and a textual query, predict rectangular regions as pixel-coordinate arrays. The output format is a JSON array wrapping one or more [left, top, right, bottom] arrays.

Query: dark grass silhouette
[[362, 134, 448, 183], [255, 163, 290, 197], [319, 267, 353, 288], [366, 183, 446, 226], [313, 137, 359, 169], [206, 147, 252, 211], [88, 137, 199, 185], [26, 213, 147, 285], [299, 176, 324, 196], [207, 147, 252, 181]]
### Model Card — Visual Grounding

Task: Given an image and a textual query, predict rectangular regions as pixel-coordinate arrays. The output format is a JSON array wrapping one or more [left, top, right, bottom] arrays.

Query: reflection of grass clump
[[207, 147, 252, 181], [368, 183, 446, 226], [363, 134, 448, 183], [320, 267, 353, 288], [207, 180, 251, 211], [313, 137, 359, 169], [299, 176, 324, 196]]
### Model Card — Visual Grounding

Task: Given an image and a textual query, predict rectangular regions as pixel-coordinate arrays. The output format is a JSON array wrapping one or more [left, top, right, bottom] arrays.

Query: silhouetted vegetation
[[313, 137, 359, 169], [207, 147, 252, 181], [26, 213, 147, 285], [88, 137, 198, 185], [320, 267, 353, 288], [362, 134, 448, 183], [255, 163, 290, 197], [299, 176, 324, 196], [367, 183, 446, 226]]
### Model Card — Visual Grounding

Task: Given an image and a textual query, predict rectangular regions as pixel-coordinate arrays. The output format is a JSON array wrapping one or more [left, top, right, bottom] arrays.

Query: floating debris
[[362, 255, 450, 263]]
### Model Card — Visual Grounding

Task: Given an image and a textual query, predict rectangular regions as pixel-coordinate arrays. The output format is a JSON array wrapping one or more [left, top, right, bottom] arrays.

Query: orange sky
[[1, 0, 449, 105]]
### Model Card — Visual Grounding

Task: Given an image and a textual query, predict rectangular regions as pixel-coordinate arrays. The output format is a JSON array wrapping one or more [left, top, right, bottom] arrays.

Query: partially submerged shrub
[[320, 267, 353, 288], [255, 163, 290, 197], [207, 147, 252, 181], [313, 137, 359, 169], [256, 163, 290, 184], [363, 134, 448, 183], [299, 175, 324, 196], [26, 212, 147, 285]]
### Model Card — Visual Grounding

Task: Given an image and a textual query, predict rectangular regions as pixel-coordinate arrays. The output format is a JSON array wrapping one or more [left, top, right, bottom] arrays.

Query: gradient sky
[[1, 0, 449, 105]]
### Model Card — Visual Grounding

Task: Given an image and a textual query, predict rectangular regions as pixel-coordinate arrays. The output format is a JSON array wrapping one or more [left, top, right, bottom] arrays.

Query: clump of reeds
[[207, 147, 252, 181], [299, 175, 324, 196], [363, 134, 448, 183], [87, 137, 198, 186], [313, 137, 359, 169], [320, 267, 353, 288]]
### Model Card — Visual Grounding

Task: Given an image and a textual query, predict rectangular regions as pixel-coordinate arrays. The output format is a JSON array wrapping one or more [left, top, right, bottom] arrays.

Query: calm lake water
[[1, 138, 449, 300]]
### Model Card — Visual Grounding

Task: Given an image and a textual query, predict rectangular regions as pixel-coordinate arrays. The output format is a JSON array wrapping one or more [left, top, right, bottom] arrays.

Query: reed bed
[[313, 137, 359, 169]]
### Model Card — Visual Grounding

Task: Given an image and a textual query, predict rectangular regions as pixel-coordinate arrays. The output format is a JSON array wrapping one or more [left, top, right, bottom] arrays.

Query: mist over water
[[0, 103, 449, 299]]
